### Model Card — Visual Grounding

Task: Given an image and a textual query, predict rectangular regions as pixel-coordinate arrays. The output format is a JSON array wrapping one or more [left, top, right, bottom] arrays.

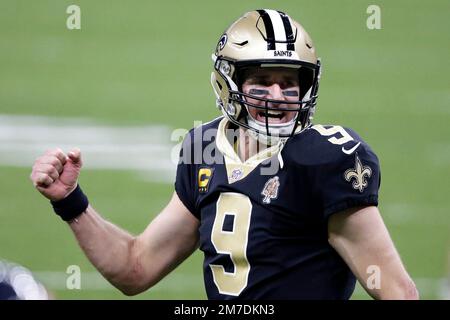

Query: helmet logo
[[216, 34, 228, 53]]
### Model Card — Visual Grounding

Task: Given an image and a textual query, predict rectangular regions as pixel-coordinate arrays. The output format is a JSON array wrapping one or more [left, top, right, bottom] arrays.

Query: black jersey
[[175, 117, 380, 299]]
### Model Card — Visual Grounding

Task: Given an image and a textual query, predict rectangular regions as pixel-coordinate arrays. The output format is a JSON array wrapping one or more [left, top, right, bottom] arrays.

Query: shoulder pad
[[283, 124, 377, 166]]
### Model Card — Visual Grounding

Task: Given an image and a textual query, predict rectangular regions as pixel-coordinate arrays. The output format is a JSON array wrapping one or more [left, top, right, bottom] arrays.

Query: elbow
[[402, 279, 419, 300], [118, 284, 147, 296], [117, 285, 139, 296], [112, 238, 153, 296], [114, 261, 152, 296], [390, 278, 419, 300], [378, 278, 419, 300]]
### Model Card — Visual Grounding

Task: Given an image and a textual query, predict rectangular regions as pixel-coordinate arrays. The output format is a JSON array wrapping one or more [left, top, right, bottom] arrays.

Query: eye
[[282, 90, 299, 97], [248, 89, 269, 96]]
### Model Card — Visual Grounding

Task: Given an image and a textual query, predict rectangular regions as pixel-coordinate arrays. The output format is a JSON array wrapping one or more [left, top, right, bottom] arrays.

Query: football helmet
[[0, 260, 48, 300], [211, 9, 321, 143]]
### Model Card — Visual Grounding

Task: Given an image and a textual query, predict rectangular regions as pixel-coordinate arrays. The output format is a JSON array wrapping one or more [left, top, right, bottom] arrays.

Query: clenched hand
[[30, 148, 83, 201]]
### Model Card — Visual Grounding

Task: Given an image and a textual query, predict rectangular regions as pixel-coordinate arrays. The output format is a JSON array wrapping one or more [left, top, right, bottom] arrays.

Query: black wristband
[[51, 184, 89, 221]]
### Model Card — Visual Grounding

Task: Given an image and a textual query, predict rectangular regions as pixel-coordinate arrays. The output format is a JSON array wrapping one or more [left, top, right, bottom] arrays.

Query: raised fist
[[30, 148, 83, 201]]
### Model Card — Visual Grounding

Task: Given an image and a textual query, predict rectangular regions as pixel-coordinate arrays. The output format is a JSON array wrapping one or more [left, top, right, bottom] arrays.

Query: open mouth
[[255, 110, 292, 124]]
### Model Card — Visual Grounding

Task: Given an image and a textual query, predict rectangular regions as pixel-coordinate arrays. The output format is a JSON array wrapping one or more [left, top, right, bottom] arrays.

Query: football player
[[30, 9, 418, 299]]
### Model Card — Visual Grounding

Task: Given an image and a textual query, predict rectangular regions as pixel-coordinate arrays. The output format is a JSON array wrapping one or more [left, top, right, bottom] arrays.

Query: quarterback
[[30, 10, 418, 299]]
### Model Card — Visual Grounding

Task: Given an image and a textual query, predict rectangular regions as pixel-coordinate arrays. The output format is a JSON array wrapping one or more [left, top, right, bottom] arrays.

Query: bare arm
[[69, 192, 199, 295], [328, 206, 419, 300], [30, 148, 199, 295]]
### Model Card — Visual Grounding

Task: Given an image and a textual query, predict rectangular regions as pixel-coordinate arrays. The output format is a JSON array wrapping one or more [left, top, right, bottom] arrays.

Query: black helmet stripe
[[257, 10, 276, 50], [264, 9, 288, 50], [257, 9, 296, 51], [278, 11, 295, 51]]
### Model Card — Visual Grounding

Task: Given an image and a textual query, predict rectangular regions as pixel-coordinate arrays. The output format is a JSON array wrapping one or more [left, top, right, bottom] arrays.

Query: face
[[241, 67, 300, 124]]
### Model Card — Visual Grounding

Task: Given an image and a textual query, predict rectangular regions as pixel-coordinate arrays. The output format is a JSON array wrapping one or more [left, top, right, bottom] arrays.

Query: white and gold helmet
[[211, 9, 321, 141]]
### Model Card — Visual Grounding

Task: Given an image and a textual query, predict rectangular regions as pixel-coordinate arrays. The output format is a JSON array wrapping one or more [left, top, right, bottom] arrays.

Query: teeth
[[267, 111, 283, 116]]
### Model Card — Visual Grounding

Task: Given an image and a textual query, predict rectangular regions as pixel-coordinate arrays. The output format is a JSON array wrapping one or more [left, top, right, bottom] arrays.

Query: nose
[[267, 84, 284, 100], [266, 84, 286, 109]]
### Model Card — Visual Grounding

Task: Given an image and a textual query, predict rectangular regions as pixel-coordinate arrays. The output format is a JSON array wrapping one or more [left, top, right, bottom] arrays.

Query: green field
[[0, 0, 449, 299]]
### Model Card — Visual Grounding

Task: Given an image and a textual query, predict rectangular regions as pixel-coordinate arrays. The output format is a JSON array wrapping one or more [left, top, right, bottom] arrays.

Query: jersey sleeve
[[174, 130, 199, 219], [318, 144, 381, 219]]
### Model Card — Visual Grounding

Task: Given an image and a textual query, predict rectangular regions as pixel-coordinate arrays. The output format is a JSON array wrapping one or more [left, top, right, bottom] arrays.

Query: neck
[[237, 128, 269, 162]]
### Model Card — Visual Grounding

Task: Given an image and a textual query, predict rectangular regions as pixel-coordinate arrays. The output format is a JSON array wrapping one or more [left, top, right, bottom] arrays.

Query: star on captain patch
[[261, 176, 280, 204], [344, 153, 372, 193]]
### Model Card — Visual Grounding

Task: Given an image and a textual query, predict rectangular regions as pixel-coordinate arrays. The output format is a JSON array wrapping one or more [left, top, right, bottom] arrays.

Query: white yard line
[[0, 114, 179, 183], [32, 270, 450, 299], [34, 271, 203, 292]]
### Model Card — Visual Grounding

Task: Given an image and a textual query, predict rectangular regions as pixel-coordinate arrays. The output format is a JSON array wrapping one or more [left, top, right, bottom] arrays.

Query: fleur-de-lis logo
[[261, 176, 280, 204], [215, 33, 227, 54], [344, 154, 372, 193]]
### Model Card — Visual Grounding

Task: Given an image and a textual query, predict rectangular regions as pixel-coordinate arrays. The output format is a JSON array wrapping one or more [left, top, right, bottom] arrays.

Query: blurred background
[[0, 0, 449, 299]]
